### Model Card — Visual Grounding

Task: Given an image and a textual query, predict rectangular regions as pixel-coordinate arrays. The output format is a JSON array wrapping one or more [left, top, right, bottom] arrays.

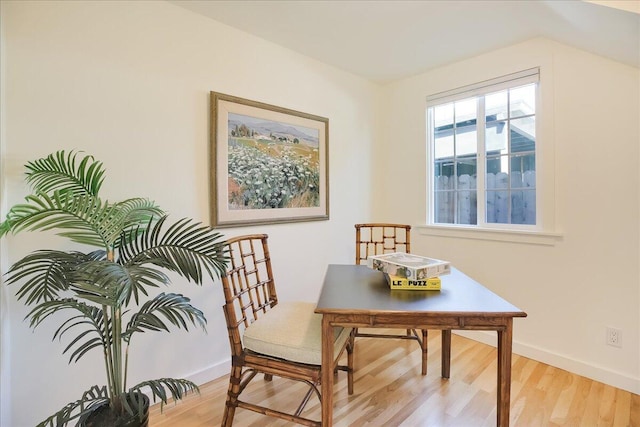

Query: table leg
[[441, 329, 451, 379], [497, 319, 513, 427], [321, 315, 334, 426]]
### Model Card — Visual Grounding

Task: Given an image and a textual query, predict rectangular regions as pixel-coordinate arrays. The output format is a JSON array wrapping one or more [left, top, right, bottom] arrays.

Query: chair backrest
[[355, 223, 411, 265], [220, 234, 278, 357]]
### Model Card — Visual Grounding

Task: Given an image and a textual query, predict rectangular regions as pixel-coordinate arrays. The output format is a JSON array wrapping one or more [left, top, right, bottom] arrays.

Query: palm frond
[[119, 216, 228, 284], [72, 260, 169, 306], [58, 319, 108, 363], [130, 378, 199, 408], [25, 150, 106, 197], [107, 198, 164, 246], [36, 385, 109, 427], [27, 299, 108, 363], [123, 293, 206, 343], [0, 191, 162, 247], [0, 219, 11, 237], [0, 192, 111, 246], [5, 250, 105, 305]]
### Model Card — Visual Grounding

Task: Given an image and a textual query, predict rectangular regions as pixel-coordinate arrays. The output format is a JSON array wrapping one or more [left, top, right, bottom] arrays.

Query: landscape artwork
[[210, 92, 329, 227], [227, 112, 320, 210]]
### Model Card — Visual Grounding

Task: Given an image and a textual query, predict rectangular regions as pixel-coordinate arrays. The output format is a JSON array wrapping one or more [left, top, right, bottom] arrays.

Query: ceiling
[[171, 0, 640, 83]]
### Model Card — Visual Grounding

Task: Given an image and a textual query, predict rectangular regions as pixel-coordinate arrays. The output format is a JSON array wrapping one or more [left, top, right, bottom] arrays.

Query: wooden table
[[315, 264, 527, 426]]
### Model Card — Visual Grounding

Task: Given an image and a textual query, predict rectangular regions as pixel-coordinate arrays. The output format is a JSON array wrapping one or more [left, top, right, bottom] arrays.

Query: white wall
[[378, 37, 640, 394], [0, 2, 9, 425], [0, 1, 378, 426]]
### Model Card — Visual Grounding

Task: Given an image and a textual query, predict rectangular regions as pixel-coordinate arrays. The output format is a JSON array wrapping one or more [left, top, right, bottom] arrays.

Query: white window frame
[[423, 67, 561, 245]]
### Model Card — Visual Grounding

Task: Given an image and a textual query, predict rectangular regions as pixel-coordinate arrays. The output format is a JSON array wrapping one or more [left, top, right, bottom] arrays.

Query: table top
[[315, 264, 526, 318]]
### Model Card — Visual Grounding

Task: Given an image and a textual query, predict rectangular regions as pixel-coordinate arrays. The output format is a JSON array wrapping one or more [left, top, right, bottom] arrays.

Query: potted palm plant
[[0, 150, 228, 426]]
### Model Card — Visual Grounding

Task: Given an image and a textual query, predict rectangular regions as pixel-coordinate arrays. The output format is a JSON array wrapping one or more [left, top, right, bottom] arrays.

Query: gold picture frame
[[210, 92, 329, 228]]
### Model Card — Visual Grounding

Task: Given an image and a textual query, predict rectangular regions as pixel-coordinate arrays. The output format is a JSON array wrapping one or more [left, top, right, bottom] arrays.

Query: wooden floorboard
[[150, 330, 640, 426]]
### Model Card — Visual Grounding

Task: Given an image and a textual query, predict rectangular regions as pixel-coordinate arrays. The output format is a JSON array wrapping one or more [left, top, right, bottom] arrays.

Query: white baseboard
[[183, 359, 231, 386], [140, 360, 231, 403], [454, 330, 640, 395]]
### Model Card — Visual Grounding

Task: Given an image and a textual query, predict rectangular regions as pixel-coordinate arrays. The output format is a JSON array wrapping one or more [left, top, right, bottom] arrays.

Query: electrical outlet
[[606, 327, 622, 348]]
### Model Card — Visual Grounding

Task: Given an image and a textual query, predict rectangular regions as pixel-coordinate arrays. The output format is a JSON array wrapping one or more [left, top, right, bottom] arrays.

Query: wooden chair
[[220, 234, 354, 427], [354, 223, 429, 375]]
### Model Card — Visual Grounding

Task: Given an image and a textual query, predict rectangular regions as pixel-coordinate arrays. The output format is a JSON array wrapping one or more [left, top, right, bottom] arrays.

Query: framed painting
[[210, 91, 329, 228]]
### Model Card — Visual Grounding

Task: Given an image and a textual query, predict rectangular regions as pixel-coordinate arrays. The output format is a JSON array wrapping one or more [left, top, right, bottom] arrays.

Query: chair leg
[[421, 329, 428, 376], [222, 364, 242, 427], [294, 383, 318, 417], [347, 331, 355, 395], [264, 374, 273, 381]]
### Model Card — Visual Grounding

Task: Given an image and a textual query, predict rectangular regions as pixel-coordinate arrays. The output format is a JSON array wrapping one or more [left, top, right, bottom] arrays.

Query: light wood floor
[[150, 330, 640, 426]]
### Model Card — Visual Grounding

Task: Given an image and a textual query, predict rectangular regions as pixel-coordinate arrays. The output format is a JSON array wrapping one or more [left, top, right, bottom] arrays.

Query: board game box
[[367, 252, 451, 280]]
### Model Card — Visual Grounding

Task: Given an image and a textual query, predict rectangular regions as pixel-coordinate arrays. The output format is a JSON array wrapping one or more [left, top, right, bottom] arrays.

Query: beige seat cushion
[[243, 301, 352, 365]]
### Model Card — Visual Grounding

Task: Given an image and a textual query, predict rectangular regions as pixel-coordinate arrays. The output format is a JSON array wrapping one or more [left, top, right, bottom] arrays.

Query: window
[[427, 68, 539, 228]]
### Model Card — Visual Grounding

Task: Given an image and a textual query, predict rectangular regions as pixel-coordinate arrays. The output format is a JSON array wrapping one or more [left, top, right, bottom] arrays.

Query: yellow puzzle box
[[386, 274, 442, 291]]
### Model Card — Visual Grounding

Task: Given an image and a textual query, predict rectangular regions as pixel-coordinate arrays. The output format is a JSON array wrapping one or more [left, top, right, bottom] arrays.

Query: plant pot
[[78, 393, 149, 427]]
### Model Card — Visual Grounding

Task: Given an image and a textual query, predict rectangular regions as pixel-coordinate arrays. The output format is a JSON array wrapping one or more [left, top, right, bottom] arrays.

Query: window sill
[[416, 224, 563, 246]]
